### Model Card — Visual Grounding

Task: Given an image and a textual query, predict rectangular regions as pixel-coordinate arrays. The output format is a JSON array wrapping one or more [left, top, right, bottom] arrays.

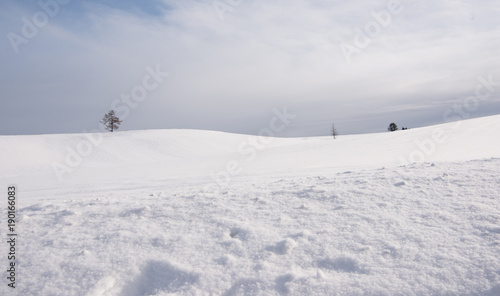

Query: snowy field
[[1, 115, 500, 295]]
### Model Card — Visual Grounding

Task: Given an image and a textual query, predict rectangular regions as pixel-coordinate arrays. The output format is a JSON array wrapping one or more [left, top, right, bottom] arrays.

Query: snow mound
[[1, 115, 499, 295], [1, 115, 499, 189]]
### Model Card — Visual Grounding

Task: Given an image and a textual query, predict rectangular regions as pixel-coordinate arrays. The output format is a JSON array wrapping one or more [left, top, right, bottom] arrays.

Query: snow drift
[[0, 115, 499, 295]]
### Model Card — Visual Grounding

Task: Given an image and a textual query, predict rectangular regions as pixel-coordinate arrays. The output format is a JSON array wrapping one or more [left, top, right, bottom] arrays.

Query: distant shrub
[[388, 123, 398, 132]]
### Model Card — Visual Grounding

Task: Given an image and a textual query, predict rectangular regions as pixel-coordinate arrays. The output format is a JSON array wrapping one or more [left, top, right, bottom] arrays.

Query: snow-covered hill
[[1, 115, 499, 295]]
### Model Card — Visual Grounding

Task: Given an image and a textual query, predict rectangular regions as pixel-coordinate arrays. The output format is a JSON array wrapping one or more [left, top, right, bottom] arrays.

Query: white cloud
[[0, 0, 499, 135]]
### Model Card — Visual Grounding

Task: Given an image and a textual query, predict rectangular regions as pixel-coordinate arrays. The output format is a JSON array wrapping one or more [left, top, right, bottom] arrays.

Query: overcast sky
[[1, 0, 499, 136]]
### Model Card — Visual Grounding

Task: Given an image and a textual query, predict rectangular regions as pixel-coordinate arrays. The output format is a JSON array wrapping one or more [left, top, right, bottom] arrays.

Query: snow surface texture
[[1, 115, 500, 295]]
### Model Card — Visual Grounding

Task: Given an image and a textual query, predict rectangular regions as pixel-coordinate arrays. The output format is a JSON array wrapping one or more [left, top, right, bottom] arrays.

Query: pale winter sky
[[1, 0, 499, 136]]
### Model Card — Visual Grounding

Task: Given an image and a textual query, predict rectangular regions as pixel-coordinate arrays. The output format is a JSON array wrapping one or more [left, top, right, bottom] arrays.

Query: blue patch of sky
[[5, 0, 170, 28], [65, 0, 170, 17]]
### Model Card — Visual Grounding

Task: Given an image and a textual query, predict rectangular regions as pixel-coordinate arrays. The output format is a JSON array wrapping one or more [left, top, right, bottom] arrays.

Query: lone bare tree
[[101, 110, 122, 132], [331, 123, 338, 139]]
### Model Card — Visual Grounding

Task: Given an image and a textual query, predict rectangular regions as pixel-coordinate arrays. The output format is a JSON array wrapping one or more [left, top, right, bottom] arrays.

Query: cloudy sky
[[1, 0, 499, 136]]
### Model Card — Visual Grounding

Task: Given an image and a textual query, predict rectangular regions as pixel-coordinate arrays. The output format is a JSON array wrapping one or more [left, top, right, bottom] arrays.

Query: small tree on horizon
[[100, 110, 122, 132], [388, 122, 398, 132], [331, 123, 338, 139]]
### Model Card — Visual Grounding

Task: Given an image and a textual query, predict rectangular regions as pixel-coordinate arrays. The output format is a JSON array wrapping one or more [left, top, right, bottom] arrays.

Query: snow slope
[[1, 115, 499, 295]]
